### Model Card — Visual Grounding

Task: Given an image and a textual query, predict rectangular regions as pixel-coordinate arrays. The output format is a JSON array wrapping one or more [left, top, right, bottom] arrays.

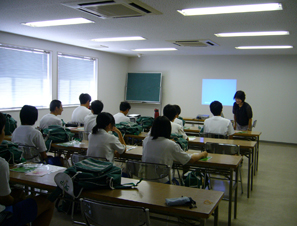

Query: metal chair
[[71, 153, 107, 166], [252, 119, 257, 129], [80, 198, 150, 226], [205, 142, 243, 194], [17, 144, 40, 162], [126, 160, 172, 184]]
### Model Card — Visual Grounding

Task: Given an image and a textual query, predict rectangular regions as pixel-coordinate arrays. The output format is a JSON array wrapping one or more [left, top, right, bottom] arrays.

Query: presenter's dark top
[[233, 102, 253, 126]]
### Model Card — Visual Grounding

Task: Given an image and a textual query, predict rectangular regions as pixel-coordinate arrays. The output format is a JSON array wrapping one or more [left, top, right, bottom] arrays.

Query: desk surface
[[9, 166, 223, 220], [4, 135, 12, 141], [183, 118, 205, 122], [184, 127, 262, 137]]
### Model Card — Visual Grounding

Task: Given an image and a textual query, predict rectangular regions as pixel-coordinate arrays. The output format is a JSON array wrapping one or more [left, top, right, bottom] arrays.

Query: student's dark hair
[[151, 116, 171, 140], [91, 100, 104, 114], [92, 112, 115, 134], [79, 93, 92, 105], [20, 105, 38, 125], [120, 101, 131, 112], [0, 112, 6, 134], [210, 101, 222, 116], [173, 105, 181, 115], [50, 100, 62, 112], [163, 104, 177, 121], [234, 90, 246, 102]]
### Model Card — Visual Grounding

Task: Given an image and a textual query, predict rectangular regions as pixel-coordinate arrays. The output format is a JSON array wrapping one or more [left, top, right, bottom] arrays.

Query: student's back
[[71, 93, 92, 124], [113, 101, 131, 124], [40, 100, 63, 129]]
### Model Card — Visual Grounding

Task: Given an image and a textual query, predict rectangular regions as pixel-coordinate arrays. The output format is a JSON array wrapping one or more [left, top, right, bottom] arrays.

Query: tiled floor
[[49, 141, 297, 225]]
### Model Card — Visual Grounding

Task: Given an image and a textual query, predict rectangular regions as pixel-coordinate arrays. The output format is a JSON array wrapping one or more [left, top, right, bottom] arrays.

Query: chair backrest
[[71, 153, 108, 166], [203, 133, 228, 139], [54, 172, 76, 198], [80, 198, 150, 226], [17, 144, 40, 162], [252, 120, 257, 128], [205, 142, 240, 155], [126, 161, 171, 183]]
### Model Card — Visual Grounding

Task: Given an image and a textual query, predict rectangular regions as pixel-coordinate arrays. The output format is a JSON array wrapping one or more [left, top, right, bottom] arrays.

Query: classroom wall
[[128, 55, 297, 144], [0, 32, 128, 126]]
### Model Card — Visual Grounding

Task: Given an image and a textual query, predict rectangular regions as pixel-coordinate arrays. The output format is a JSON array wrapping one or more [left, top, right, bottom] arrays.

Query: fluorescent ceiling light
[[215, 31, 289, 37], [92, 36, 146, 42], [177, 3, 282, 16], [132, 48, 177, 52], [236, 45, 293, 49], [22, 18, 94, 27]]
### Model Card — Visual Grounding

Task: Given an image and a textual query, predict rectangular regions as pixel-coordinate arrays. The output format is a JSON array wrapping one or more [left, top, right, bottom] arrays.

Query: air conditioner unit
[[62, 0, 162, 19], [169, 40, 219, 47]]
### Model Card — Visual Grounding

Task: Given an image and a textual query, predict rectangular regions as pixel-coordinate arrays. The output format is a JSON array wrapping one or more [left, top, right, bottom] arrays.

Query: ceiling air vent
[[62, 0, 162, 19], [171, 40, 219, 47]]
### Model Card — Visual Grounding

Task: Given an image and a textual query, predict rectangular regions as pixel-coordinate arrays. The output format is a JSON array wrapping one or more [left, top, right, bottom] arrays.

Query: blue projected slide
[[202, 79, 237, 106]]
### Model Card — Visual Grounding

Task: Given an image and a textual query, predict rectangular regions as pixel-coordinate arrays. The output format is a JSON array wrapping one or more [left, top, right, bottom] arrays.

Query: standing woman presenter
[[233, 90, 253, 131]]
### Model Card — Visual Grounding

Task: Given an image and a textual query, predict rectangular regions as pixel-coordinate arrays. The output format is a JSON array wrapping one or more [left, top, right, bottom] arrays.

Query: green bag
[[0, 140, 22, 164], [136, 116, 154, 129], [115, 122, 143, 135], [43, 125, 74, 151], [171, 133, 188, 151], [183, 169, 209, 189], [178, 116, 186, 126], [3, 113, 17, 135], [49, 158, 141, 203]]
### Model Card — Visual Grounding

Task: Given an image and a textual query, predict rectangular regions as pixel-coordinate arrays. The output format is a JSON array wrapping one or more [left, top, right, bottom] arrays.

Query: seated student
[[39, 99, 63, 129], [84, 100, 104, 133], [0, 112, 54, 226], [142, 116, 208, 183], [11, 105, 48, 162], [113, 101, 131, 124], [203, 101, 234, 137], [173, 104, 184, 126], [163, 104, 188, 140], [87, 112, 126, 162], [71, 93, 92, 124]]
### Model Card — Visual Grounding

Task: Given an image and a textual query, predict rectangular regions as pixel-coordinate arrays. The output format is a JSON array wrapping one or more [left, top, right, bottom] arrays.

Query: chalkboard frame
[[125, 72, 162, 104]]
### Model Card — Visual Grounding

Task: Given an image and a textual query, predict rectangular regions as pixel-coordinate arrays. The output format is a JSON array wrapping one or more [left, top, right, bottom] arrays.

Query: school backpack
[[136, 116, 154, 130], [43, 125, 74, 151], [3, 113, 17, 135], [178, 116, 186, 126], [49, 158, 141, 204], [115, 122, 143, 135], [171, 133, 188, 151], [0, 140, 23, 164]]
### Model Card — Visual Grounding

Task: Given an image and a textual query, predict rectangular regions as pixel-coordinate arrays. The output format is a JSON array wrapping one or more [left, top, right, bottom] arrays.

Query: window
[[0, 45, 51, 109], [58, 53, 97, 105]]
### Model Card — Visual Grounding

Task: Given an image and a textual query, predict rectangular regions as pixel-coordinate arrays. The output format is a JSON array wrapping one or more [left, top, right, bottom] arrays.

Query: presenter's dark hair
[[91, 100, 104, 114], [234, 91, 246, 102], [50, 100, 62, 112], [120, 101, 131, 111], [79, 93, 92, 105], [151, 116, 171, 140], [20, 105, 38, 125], [210, 101, 222, 116], [92, 112, 115, 134], [163, 104, 177, 121], [0, 112, 5, 134], [173, 105, 181, 115]]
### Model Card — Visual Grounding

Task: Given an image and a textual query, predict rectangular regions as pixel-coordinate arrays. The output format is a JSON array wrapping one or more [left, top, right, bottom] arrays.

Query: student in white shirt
[[142, 116, 207, 183], [163, 104, 188, 140], [87, 112, 126, 162], [84, 100, 104, 133], [173, 104, 184, 126], [203, 101, 235, 137], [0, 112, 54, 226], [113, 101, 131, 124], [11, 105, 48, 162], [71, 93, 92, 124], [39, 99, 63, 129]]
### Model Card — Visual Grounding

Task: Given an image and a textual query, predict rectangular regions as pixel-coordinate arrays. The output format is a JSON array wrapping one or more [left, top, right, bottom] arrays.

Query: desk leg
[[234, 167, 238, 219], [214, 206, 219, 226], [228, 169, 233, 226], [247, 150, 251, 198], [251, 148, 254, 191], [256, 136, 260, 172]]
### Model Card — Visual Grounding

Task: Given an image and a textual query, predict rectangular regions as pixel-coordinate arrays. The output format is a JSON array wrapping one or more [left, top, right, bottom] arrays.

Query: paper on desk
[[200, 157, 212, 161], [25, 165, 66, 177], [188, 136, 196, 141], [56, 140, 81, 147], [126, 145, 137, 152]]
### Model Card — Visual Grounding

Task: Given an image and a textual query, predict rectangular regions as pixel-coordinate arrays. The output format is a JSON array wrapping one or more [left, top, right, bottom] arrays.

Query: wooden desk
[[4, 135, 12, 141], [183, 118, 205, 125], [9, 167, 224, 226]]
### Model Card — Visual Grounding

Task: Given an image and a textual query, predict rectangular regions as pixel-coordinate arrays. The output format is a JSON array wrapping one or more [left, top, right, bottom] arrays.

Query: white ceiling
[[0, 0, 296, 57]]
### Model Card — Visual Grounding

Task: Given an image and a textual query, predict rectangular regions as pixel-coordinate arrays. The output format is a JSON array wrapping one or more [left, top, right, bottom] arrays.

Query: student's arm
[[40, 151, 48, 161], [0, 195, 14, 206], [233, 115, 237, 130], [113, 127, 126, 153], [248, 118, 252, 131], [188, 151, 208, 164]]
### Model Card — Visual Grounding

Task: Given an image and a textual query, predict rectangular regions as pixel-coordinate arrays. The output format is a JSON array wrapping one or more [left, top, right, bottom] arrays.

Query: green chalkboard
[[125, 72, 162, 103]]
